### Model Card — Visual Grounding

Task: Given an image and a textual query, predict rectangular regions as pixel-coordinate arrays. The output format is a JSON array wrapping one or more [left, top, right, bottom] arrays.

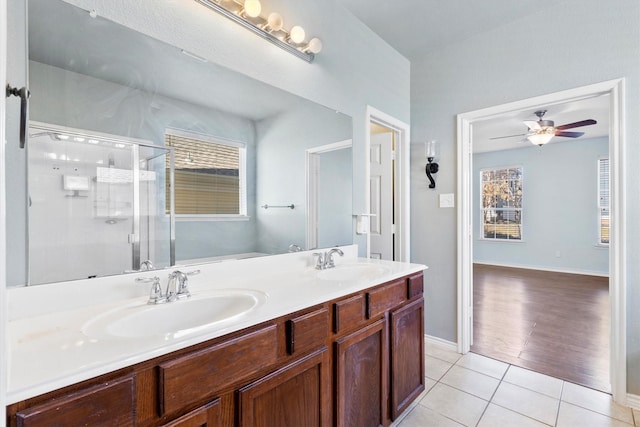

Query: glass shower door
[[28, 122, 174, 284]]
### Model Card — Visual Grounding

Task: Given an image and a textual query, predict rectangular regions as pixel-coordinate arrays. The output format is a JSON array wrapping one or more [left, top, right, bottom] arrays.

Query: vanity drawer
[[367, 279, 407, 319], [16, 375, 136, 427], [286, 308, 329, 355], [333, 294, 366, 334], [408, 273, 424, 299], [158, 325, 278, 416]]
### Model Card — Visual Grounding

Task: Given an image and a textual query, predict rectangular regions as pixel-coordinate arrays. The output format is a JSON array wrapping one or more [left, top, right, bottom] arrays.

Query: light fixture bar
[[195, 0, 315, 63]]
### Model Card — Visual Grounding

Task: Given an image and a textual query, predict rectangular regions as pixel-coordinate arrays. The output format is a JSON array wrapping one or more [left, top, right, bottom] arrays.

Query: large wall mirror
[[21, 0, 353, 285]]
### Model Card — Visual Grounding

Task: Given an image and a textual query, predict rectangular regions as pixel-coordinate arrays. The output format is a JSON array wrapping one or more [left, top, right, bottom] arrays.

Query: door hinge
[[391, 150, 396, 161], [391, 223, 396, 235], [128, 234, 139, 244]]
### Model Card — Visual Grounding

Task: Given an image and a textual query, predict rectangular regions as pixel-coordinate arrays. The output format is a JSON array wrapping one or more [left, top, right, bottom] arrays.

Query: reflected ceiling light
[[195, 0, 322, 62]]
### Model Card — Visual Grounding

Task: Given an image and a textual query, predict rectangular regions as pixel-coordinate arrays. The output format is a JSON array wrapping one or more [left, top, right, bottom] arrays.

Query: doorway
[[306, 140, 353, 250], [366, 106, 410, 262], [457, 80, 626, 402]]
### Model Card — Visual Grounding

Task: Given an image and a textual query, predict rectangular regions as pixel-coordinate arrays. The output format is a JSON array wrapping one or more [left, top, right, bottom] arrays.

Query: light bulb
[[306, 37, 322, 54], [243, 0, 261, 18], [266, 12, 283, 31], [289, 25, 305, 44]]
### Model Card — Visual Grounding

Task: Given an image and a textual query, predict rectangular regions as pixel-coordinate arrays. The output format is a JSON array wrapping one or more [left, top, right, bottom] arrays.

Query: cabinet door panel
[[15, 375, 136, 427], [237, 348, 330, 427], [334, 318, 387, 427], [390, 298, 425, 419]]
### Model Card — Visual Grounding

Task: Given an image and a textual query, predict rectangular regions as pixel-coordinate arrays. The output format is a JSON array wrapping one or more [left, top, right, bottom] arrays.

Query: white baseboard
[[626, 393, 640, 410], [424, 334, 458, 352], [473, 261, 609, 278]]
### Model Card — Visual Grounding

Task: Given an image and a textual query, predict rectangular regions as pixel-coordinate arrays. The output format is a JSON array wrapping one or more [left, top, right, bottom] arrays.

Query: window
[[165, 129, 246, 217], [598, 158, 610, 245], [480, 166, 523, 240]]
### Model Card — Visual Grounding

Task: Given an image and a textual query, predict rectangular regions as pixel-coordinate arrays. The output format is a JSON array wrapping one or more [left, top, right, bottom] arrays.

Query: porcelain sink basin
[[82, 289, 267, 339], [315, 263, 392, 282]]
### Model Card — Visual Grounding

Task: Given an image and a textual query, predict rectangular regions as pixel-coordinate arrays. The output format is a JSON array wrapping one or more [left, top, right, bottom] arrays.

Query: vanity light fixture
[[195, 0, 322, 62], [425, 140, 439, 189]]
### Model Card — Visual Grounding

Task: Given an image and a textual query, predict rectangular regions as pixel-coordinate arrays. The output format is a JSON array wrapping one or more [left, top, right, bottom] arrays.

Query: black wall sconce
[[425, 141, 439, 189]]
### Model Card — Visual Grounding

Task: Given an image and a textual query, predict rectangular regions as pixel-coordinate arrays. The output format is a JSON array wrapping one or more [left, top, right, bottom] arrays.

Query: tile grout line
[[474, 364, 510, 427], [554, 380, 566, 427]]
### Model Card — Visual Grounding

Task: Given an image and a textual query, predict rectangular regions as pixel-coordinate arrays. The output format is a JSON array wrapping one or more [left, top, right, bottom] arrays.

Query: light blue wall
[[254, 102, 352, 254], [410, 0, 640, 393], [473, 138, 609, 275]]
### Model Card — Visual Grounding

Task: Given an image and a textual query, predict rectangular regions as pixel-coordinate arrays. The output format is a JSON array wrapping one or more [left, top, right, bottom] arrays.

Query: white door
[[369, 132, 393, 260]]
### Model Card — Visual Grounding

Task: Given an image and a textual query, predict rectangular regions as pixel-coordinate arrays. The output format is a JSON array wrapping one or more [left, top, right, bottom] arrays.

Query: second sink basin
[[82, 289, 267, 340], [315, 263, 392, 282]]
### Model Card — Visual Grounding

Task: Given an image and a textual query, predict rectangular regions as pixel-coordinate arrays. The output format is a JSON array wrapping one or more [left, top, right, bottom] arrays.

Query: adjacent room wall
[[410, 0, 640, 393], [473, 138, 609, 276]]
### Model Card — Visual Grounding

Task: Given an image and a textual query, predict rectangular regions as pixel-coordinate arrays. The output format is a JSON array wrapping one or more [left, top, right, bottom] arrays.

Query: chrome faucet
[[325, 248, 344, 268], [313, 248, 344, 270], [136, 269, 200, 305]]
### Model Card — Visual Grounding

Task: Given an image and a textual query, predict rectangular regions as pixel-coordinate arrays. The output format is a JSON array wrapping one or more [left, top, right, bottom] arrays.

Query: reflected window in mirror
[[165, 129, 247, 219]]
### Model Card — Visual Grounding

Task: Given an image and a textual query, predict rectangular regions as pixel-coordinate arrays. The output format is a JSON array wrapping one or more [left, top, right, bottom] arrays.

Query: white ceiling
[[342, 0, 609, 152]]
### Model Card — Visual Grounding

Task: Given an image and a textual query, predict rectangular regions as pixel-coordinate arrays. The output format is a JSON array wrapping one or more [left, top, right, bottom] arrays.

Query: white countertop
[[6, 245, 426, 404]]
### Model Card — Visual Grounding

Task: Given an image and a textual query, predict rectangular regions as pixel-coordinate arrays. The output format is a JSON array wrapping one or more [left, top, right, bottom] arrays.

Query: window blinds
[[598, 158, 610, 244], [165, 133, 242, 215]]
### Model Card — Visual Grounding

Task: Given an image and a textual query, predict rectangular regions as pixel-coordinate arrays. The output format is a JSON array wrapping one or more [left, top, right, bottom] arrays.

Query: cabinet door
[[237, 348, 331, 427], [390, 298, 425, 420], [334, 318, 387, 427]]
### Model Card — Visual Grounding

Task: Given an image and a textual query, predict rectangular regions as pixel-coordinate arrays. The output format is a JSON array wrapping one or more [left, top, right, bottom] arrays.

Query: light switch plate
[[439, 193, 455, 208]]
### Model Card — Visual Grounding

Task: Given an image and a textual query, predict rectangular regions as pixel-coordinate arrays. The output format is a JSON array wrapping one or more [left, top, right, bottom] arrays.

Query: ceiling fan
[[490, 110, 597, 146]]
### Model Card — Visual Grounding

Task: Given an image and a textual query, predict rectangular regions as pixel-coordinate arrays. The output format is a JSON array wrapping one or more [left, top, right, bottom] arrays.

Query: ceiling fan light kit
[[491, 109, 597, 147]]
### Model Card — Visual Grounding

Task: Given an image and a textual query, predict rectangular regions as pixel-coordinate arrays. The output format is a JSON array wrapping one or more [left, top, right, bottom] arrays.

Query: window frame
[[479, 165, 524, 242], [165, 128, 248, 221], [598, 157, 610, 246]]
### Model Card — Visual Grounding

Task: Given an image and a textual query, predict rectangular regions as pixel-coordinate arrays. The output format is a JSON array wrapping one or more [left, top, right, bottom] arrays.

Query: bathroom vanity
[[5, 248, 426, 426]]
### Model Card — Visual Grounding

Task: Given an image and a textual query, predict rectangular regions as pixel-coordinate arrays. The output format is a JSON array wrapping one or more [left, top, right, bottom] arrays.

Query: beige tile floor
[[395, 340, 639, 427]]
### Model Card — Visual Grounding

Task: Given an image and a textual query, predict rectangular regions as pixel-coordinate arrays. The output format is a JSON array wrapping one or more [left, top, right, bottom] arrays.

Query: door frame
[[456, 79, 627, 402], [365, 106, 410, 262], [306, 139, 353, 250], [1, 0, 9, 418]]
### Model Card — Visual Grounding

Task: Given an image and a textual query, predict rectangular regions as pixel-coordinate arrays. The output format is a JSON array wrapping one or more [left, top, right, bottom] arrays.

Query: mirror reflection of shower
[[27, 122, 175, 285]]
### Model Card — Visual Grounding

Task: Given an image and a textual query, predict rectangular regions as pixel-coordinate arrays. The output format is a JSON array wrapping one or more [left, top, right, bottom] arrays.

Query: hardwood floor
[[470, 264, 610, 393]]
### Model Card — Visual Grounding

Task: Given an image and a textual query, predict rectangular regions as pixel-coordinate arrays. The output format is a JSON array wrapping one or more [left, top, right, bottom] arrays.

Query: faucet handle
[[312, 252, 325, 270], [136, 276, 165, 305]]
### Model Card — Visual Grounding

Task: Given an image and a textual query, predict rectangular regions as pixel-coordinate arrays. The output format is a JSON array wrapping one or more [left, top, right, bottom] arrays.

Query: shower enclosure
[[28, 122, 175, 285]]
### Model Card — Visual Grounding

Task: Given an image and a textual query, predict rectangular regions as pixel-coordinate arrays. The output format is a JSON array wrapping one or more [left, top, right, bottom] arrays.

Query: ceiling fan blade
[[555, 131, 584, 138], [523, 120, 541, 131], [489, 133, 526, 140], [555, 119, 597, 130]]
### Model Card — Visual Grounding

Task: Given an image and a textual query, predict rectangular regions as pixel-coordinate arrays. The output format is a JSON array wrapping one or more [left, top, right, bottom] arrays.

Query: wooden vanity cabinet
[[6, 272, 424, 427]]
